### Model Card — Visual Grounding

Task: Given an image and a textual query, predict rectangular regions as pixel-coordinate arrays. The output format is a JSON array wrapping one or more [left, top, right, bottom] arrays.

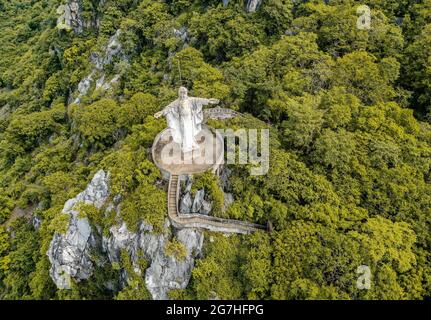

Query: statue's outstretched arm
[[191, 97, 220, 106], [154, 102, 176, 119]]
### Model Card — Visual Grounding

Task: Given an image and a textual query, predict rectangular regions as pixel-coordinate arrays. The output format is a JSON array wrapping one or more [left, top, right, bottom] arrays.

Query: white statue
[[154, 87, 219, 153]]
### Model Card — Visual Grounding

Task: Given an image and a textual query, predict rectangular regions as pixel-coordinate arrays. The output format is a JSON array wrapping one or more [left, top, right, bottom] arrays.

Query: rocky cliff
[[246, 0, 263, 13], [72, 29, 128, 104], [47, 170, 109, 289], [56, 0, 83, 33], [103, 220, 203, 300], [221, 0, 263, 12], [47, 170, 203, 299]]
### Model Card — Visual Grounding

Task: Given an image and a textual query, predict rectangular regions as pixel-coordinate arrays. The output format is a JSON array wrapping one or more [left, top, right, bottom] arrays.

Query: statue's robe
[[164, 97, 210, 152]]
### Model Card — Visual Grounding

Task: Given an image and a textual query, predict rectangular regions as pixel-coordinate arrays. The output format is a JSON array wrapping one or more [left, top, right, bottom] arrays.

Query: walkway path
[[168, 174, 267, 234]]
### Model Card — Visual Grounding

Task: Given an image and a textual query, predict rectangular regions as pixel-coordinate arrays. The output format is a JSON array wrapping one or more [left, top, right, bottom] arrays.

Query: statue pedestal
[[152, 125, 224, 176]]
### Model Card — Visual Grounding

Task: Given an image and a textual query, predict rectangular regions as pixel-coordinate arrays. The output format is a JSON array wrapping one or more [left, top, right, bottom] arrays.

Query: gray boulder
[[201, 200, 213, 215], [191, 189, 205, 213], [180, 193, 193, 214], [48, 169, 205, 298], [222, 0, 263, 12], [47, 170, 110, 289], [246, 0, 263, 13], [181, 175, 193, 193], [104, 30, 123, 65], [173, 27, 189, 43], [103, 220, 204, 300], [223, 193, 234, 211], [57, 1, 83, 33], [145, 228, 203, 300]]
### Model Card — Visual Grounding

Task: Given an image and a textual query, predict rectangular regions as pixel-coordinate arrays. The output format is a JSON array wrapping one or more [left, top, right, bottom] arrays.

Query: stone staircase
[[168, 174, 267, 234]]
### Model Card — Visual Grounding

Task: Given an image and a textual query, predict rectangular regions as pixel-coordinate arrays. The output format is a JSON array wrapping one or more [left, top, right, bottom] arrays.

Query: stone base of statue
[[152, 125, 224, 176]]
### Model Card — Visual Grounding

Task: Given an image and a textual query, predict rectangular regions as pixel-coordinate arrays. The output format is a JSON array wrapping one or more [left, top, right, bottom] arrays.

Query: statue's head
[[178, 86, 188, 100]]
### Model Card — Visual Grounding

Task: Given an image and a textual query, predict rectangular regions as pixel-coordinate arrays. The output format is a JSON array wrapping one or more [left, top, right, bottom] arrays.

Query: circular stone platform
[[152, 125, 224, 175]]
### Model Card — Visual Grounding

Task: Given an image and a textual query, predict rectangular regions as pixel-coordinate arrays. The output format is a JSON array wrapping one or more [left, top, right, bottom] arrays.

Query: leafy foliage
[[0, 0, 431, 301]]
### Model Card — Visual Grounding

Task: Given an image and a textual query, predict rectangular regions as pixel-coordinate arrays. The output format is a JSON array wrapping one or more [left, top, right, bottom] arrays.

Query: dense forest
[[0, 0, 431, 300]]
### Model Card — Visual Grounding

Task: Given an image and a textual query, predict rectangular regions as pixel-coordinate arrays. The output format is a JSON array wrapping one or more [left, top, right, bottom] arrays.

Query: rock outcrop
[[103, 220, 203, 300], [56, 1, 83, 33], [179, 167, 233, 216], [173, 27, 189, 44], [145, 228, 203, 300], [47, 170, 110, 289], [0, 105, 10, 122], [246, 0, 263, 13], [72, 30, 128, 104], [221, 0, 263, 12], [48, 170, 204, 299], [74, 74, 93, 103], [180, 193, 193, 214], [179, 176, 213, 215]]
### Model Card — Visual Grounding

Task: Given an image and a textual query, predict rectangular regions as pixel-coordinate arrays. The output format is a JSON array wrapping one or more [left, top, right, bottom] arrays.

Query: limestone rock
[[73, 72, 94, 104], [57, 1, 83, 33], [47, 214, 94, 289], [173, 27, 189, 43], [103, 221, 139, 264], [48, 169, 205, 298], [103, 220, 204, 300], [30, 215, 42, 231], [47, 170, 110, 289], [72, 30, 127, 104], [180, 193, 193, 214], [90, 52, 104, 71], [192, 189, 205, 213], [224, 192, 234, 210], [183, 175, 193, 193], [179, 175, 194, 214], [0, 105, 10, 121], [246, 0, 263, 13], [201, 200, 213, 215], [145, 228, 203, 300], [219, 166, 232, 190], [222, 0, 263, 12], [181, 189, 213, 215], [104, 30, 123, 65]]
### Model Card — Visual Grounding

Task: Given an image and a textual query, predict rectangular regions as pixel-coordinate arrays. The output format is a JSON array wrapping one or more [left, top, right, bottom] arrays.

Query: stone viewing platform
[[152, 125, 224, 176]]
